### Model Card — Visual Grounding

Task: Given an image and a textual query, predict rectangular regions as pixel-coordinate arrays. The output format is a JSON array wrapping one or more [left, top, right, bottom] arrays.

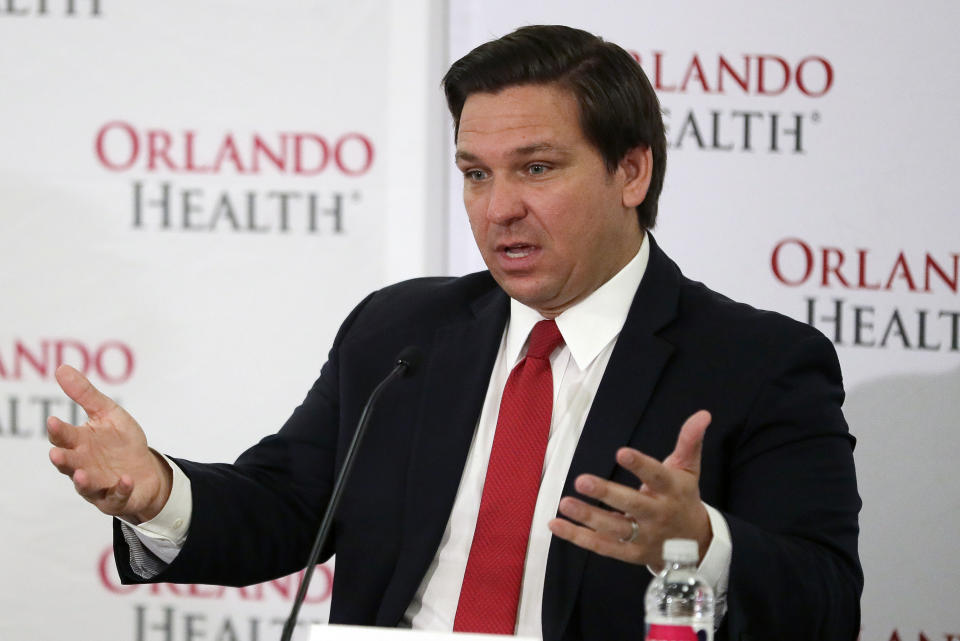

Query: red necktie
[[454, 319, 565, 634]]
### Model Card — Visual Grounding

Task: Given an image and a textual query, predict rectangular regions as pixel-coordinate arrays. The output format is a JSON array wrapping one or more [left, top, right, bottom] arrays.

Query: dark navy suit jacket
[[115, 235, 862, 641]]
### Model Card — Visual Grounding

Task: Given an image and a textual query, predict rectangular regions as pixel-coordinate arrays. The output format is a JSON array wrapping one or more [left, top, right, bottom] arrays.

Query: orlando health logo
[[628, 49, 833, 154], [98, 546, 334, 641], [771, 238, 959, 351], [94, 121, 376, 235]]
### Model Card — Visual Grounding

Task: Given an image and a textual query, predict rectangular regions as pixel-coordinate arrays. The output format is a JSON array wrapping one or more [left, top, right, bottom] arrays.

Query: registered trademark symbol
[[811, 111, 821, 123]]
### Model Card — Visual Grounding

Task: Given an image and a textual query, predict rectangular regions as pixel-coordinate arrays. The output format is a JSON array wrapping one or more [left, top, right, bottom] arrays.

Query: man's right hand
[[47, 364, 172, 525]]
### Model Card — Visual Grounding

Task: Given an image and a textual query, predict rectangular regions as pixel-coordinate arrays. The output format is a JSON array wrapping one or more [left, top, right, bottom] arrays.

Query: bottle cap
[[662, 538, 699, 563]]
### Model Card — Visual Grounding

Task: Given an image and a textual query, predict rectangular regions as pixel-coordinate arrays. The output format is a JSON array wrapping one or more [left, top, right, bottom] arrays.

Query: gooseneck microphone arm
[[280, 347, 422, 641]]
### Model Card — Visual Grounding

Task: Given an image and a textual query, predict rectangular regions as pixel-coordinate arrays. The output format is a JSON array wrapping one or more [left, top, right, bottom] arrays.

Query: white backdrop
[[446, 3, 959, 640], [1, 1, 957, 639], [1, 1, 444, 639]]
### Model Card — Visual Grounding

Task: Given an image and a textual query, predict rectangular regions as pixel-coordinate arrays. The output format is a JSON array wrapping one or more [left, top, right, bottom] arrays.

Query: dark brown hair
[[443, 25, 667, 229]]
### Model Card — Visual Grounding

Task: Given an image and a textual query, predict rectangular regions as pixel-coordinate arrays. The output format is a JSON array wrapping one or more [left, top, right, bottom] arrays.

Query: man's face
[[456, 84, 647, 317]]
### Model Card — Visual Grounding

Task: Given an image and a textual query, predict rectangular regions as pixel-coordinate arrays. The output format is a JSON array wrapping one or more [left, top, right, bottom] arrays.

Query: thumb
[[55, 364, 115, 419], [663, 410, 711, 476]]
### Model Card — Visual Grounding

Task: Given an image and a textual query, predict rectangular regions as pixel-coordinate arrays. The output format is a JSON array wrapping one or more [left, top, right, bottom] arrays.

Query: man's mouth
[[502, 244, 536, 258]]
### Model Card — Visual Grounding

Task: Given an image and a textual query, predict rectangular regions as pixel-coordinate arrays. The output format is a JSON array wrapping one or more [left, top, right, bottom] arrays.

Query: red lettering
[[238, 583, 264, 601], [94, 341, 135, 384], [717, 54, 750, 93], [14, 341, 48, 378], [147, 130, 176, 171], [304, 565, 334, 604], [184, 130, 211, 172], [771, 238, 814, 286], [294, 134, 330, 175], [268, 574, 295, 600], [334, 133, 374, 176], [795, 56, 834, 97], [924, 253, 959, 293], [680, 54, 711, 93], [0, 339, 131, 382], [94, 123, 374, 175], [252, 134, 288, 172], [653, 51, 676, 91], [267, 566, 333, 602], [95, 121, 138, 171], [98, 547, 137, 594], [213, 134, 246, 173], [189, 584, 226, 598], [757, 55, 790, 96], [885, 252, 918, 291], [856, 249, 882, 290], [821, 247, 851, 287], [772, 244, 955, 293], [888, 632, 901, 641], [54, 340, 92, 378]]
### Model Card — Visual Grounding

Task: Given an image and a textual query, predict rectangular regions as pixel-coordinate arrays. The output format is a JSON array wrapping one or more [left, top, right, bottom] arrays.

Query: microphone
[[280, 346, 422, 641], [394, 346, 422, 377]]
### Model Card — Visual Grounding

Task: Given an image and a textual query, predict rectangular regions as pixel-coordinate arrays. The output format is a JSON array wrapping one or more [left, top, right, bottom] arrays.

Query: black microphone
[[280, 346, 422, 641]]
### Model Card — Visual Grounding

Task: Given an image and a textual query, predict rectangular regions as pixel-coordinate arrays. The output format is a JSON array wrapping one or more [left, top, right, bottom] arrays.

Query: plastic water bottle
[[644, 538, 714, 641]]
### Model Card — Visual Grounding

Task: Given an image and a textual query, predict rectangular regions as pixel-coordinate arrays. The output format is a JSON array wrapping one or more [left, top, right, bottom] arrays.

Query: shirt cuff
[[118, 453, 193, 564], [698, 503, 731, 621]]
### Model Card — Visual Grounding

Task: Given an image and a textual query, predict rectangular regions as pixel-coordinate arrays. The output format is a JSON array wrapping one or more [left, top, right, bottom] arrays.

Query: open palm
[[47, 364, 171, 524]]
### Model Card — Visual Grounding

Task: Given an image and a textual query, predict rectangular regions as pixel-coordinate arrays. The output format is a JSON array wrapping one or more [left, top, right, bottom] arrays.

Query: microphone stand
[[279, 349, 420, 641]]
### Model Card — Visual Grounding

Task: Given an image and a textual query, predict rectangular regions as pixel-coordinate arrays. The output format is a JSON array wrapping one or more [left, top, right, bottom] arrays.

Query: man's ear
[[619, 146, 653, 209]]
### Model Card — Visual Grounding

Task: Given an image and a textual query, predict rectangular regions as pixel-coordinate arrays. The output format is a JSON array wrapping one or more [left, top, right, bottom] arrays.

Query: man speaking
[[47, 25, 861, 641]]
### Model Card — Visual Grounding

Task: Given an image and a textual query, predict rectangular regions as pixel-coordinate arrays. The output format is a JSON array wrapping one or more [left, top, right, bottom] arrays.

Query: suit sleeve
[[113, 291, 378, 587], [722, 331, 862, 641]]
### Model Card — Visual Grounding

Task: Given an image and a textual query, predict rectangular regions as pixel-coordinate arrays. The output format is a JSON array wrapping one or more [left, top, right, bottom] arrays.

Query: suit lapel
[[542, 236, 681, 641], [377, 283, 509, 625]]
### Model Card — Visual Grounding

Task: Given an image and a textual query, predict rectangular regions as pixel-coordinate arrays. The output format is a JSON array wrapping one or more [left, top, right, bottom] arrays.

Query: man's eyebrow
[[455, 150, 480, 164], [512, 143, 570, 157], [455, 143, 571, 163]]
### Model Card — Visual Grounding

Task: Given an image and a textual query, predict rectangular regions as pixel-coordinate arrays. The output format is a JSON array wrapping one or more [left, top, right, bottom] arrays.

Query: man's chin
[[494, 279, 565, 317]]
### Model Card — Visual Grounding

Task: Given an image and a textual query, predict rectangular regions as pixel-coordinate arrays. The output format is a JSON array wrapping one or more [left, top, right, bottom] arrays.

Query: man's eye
[[528, 164, 548, 175], [465, 169, 488, 181]]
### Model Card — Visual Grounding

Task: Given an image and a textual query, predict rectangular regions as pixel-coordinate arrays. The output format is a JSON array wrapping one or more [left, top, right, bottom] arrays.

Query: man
[[47, 25, 861, 641]]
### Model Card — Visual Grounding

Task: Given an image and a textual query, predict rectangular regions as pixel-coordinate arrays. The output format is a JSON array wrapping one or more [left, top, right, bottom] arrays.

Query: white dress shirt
[[125, 234, 731, 637]]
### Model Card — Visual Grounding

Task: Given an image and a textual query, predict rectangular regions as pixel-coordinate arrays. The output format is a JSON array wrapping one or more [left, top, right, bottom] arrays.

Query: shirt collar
[[505, 233, 650, 369]]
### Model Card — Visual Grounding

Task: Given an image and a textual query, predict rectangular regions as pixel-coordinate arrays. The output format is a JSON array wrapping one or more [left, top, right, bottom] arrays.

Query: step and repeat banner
[[2, 1, 957, 640], [447, 2, 959, 641], [1, 2, 391, 639]]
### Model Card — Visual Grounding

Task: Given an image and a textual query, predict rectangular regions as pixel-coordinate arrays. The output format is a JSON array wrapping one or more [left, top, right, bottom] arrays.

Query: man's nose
[[485, 177, 526, 225]]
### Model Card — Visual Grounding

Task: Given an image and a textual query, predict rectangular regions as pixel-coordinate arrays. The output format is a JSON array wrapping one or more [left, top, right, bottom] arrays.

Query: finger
[[574, 473, 660, 516], [612, 449, 675, 494], [49, 447, 77, 476], [557, 497, 643, 542], [47, 415, 79, 448], [72, 468, 113, 501], [50, 444, 86, 473], [54, 364, 116, 419], [548, 517, 646, 564], [662, 410, 711, 475]]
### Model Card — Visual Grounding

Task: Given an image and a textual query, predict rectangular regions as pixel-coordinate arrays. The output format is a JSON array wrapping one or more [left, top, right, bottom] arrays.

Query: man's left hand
[[547, 410, 712, 570]]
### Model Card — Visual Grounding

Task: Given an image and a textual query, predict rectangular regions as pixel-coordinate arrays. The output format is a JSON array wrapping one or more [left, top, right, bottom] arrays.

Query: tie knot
[[526, 320, 564, 360]]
